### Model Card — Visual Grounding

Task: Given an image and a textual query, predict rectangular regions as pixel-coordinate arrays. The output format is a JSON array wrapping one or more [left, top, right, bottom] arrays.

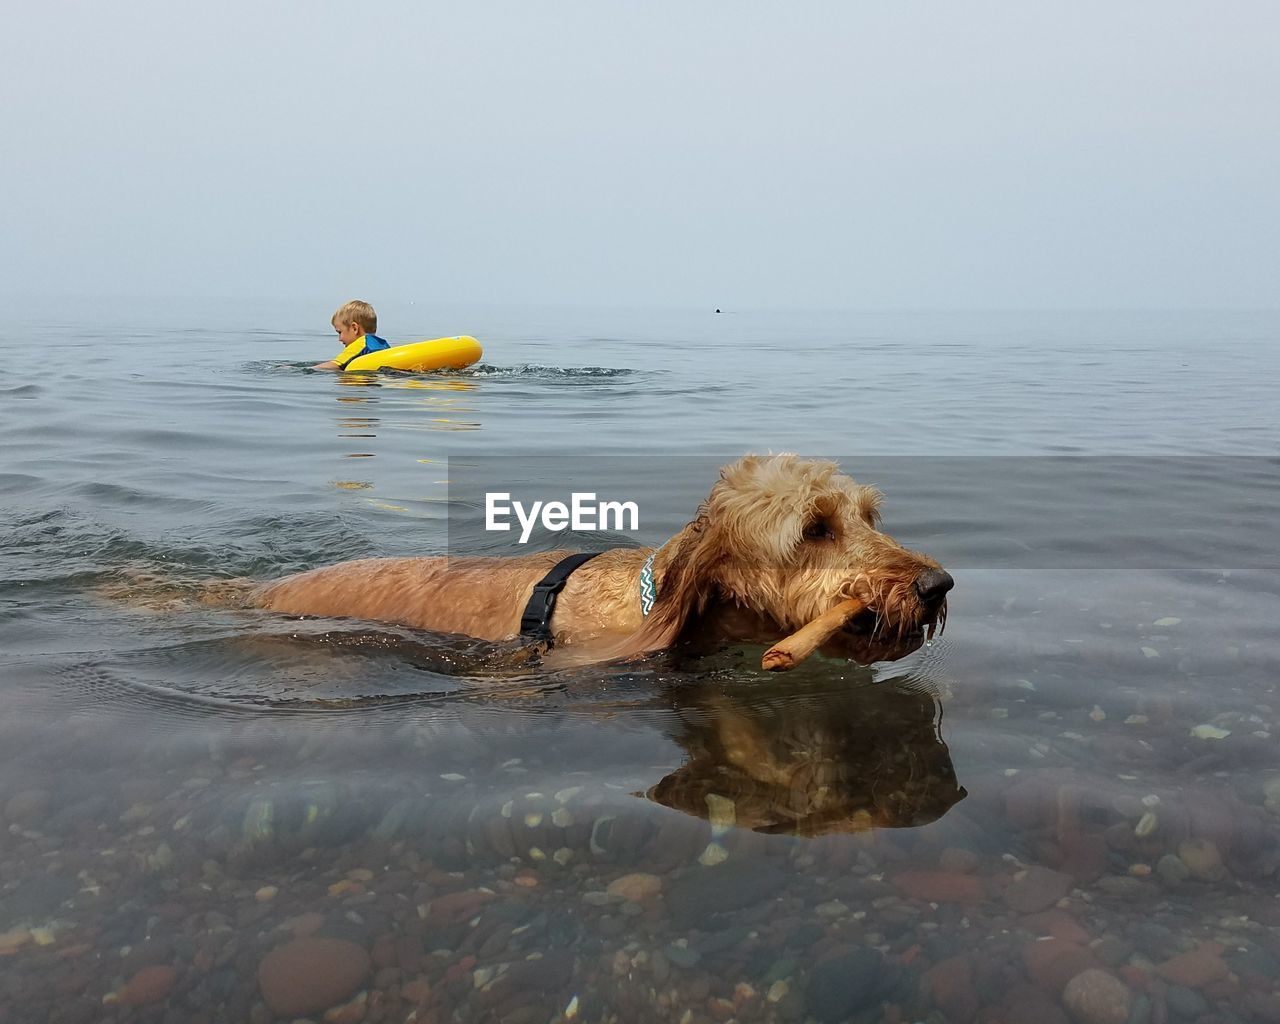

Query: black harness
[[519, 552, 601, 645]]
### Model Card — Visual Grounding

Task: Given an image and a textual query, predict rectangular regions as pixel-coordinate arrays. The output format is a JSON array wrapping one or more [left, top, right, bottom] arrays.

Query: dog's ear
[[603, 512, 721, 660], [854, 485, 883, 529]]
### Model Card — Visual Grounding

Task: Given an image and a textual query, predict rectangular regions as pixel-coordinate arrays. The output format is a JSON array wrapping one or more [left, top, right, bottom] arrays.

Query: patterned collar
[[639, 549, 658, 616]]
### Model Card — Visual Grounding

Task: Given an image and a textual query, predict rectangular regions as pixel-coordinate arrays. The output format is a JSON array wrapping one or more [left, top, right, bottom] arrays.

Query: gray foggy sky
[[3, 1, 1276, 309]]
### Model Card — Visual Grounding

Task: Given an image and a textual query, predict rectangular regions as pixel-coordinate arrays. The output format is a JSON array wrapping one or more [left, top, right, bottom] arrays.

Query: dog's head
[[637, 454, 952, 664]]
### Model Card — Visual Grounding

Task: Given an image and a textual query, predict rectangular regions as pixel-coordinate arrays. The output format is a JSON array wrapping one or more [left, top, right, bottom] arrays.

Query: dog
[[253, 454, 952, 668]]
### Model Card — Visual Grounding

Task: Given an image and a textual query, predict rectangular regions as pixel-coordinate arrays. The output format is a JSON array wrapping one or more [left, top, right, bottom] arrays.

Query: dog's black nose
[[914, 568, 954, 605]]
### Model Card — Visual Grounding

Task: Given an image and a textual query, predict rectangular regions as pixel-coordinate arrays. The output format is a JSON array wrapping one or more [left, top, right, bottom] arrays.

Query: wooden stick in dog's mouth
[[761, 597, 868, 672]]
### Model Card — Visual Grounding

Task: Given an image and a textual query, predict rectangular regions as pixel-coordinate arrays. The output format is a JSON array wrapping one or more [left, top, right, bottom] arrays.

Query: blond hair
[[331, 300, 377, 334]]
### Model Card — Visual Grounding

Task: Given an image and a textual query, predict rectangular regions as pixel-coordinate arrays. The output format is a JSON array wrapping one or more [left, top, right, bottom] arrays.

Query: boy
[[313, 300, 391, 370]]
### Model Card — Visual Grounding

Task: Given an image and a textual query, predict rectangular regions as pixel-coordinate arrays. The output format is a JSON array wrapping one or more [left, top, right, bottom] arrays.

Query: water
[[2, 301, 1279, 1023]]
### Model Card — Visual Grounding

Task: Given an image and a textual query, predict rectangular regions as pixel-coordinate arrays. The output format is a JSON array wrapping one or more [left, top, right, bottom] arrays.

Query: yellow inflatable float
[[344, 335, 483, 373]]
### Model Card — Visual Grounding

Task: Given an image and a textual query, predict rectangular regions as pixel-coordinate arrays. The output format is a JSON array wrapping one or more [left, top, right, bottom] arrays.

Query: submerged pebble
[[1061, 968, 1133, 1024], [257, 937, 371, 1017], [1189, 724, 1231, 740]]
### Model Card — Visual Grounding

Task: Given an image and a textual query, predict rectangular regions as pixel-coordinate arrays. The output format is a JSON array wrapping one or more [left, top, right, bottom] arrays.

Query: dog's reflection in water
[[645, 675, 965, 838]]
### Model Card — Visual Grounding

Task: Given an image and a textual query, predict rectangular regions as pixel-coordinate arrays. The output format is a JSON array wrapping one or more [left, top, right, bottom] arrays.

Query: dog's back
[[255, 554, 565, 641]]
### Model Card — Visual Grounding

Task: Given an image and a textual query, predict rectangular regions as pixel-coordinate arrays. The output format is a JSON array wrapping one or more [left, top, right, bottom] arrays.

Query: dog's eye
[[803, 519, 835, 542]]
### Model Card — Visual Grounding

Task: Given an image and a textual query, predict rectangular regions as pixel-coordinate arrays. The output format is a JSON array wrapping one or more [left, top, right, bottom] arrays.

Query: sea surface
[[2, 301, 1279, 1024]]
